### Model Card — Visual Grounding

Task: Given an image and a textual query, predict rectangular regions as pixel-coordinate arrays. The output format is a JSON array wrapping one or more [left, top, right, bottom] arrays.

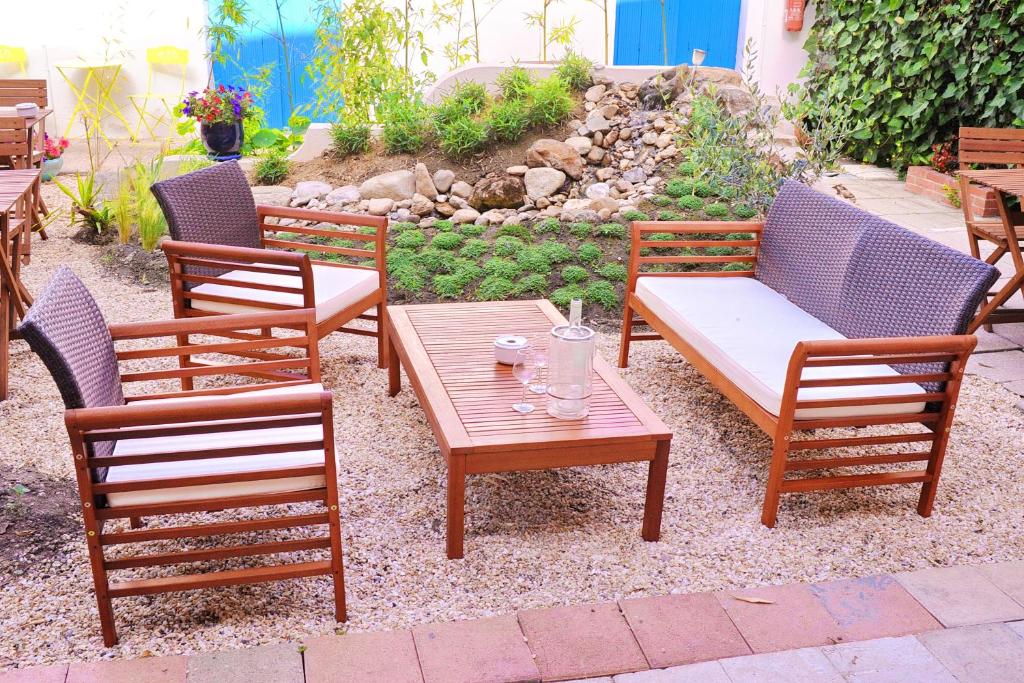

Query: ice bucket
[[546, 305, 595, 420]]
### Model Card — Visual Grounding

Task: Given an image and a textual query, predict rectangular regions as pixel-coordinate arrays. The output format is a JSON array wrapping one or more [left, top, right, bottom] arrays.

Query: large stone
[[359, 170, 415, 201], [291, 180, 332, 206], [524, 167, 566, 200], [409, 193, 435, 216], [432, 169, 455, 193], [584, 83, 607, 102], [251, 185, 293, 207], [564, 136, 593, 155], [585, 182, 611, 199], [451, 208, 481, 224], [585, 111, 611, 133], [622, 167, 648, 184], [414, 163, 438, 200], [325, 185, 360, 205], [435, 202, 456, 217], [450, 181, 474, 199], [526, 139, 585, 180], [506, 165, 528, 176], [715, 84, 758, 115], [366, 197, 394, 215], [469, 175, 527, 211]]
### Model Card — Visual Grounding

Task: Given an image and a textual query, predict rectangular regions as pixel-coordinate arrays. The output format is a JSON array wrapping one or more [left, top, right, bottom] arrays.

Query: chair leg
[[327, 505, 347, 623], [618, 299, 633, 368], [376, 302, 389, 370], [760, 432, 791, 528], [129, 516, 144, 529], [176, 332, 194, 391]]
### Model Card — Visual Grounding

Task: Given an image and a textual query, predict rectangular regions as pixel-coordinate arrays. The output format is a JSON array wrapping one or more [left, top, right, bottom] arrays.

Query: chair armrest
[[256, 204, 387, 276], [625, 220, 765, 293]]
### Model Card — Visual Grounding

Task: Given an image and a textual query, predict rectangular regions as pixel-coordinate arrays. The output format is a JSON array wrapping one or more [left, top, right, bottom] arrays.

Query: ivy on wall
[[792, 0, 1024, 169]]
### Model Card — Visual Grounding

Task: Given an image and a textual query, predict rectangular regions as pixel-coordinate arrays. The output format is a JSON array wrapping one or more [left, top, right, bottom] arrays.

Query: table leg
[[447, 454, 466, 559], [0, 215, 9, 401], [968, 187, 1024, 332], [388, 331, 401, 397], [642, 439, 670, 542]]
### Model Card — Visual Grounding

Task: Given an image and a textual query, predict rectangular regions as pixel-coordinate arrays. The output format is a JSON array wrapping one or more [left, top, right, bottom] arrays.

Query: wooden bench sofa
[[619, 180, 999, 527]]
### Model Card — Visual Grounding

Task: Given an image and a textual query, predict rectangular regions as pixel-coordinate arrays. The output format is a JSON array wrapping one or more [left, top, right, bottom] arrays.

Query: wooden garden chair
[[0, 78, 49, 168], [151, 161, 389, 381], [18, 266, 346, 646]]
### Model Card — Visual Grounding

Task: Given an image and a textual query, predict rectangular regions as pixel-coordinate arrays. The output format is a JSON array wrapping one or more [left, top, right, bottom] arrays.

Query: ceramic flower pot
[[200, 121, 244, 160], [41, 157, 63, 181]]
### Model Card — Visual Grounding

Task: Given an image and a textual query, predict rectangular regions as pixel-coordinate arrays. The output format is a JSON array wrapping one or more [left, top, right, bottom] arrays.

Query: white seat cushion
[[635, 277, 927, 420], [106, 383, 329, 507], [189, 264, 379, 323]]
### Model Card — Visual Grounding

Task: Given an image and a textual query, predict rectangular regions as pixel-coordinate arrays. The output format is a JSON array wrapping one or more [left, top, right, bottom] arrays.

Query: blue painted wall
[[613, 0, 742, 69], [210, 0, 318, 128]]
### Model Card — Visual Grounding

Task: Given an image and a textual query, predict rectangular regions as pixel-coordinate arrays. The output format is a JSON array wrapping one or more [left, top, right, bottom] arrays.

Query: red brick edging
[[905, 165, 998, 217]]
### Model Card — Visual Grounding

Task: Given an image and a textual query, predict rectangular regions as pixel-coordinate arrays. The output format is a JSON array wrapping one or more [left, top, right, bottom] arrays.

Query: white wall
[[0, 0, 211, 137], [737, 0, 815, 98]]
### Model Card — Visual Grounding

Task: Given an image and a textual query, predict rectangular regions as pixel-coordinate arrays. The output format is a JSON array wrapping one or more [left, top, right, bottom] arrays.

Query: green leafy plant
[[496, 65, 533, 101], [55, 172, 111, 232], [677, 161, 697, 176], [577, 242, 602, 264], [497, 224, 531, 240], [704, 202, 729, 218], [585, 279, 618, 309], [677, 195, 704, 211], [651, 195, 672, 207], [569, 222, 593, 237], [477, 275, 515, 301], [596, 262, 627, 281], [483, 257, 522, 279], [693, 180, 715, 197], [460, 238, 490, 259], [621, 210, 649, 222], [528, 75, 574, 127], [392, 221, 418, 232], [459, 222, 485, 237], [516, 246, 552, 274], [594, 223, 626, 239], [657, 211, 683, 221], [431, 232, 465, 250], [561, 265, 588, 283], [416, 248, 457, 273], [722, 261, 749, 272], [380, 96, 431, 154], [487, 100, 531, 142], [664, 179, 694, 198], [555, 50, 593, 91], [493, 235, 526, 257], [533, 218, 561, 235], [111, 177, 134, 244], [330, 119, 371, 156], [434, 219, 455, 232], [437, 115, 489, 157], [433, 273, 466, 298], [538, 240, 572, 264], [254, 151, 290, 185], [395, 229, 427, 249], [515, 273, 549, 294], [550, 284, 585, 308], [943, 184, 962, 209]]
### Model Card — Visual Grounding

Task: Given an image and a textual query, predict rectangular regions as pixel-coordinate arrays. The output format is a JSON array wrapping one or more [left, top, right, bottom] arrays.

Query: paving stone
[[519, 602, 648, 681], [715, 583, 843, 653], [975, 561, 1024, 607], [413, 615, 539, 683], [613, 661, 731, 682], [1002, 379, 1024, 398], [918, 623, 1024, 682], [994, 323, 1024, 346], [821, 635, 955, 683], [896, 565, 1024, 627], [809, 574, 941, 641], [966, 350, 1024, 383], [974, 329, 1023, 352], [304, 630, 423, 683], [619, 592, 750, 667], [67, 656, 186, 682], [186, 642, 304, 683], [718, 647, 843, 682], [1008, 620, 1024, 638], [0, 664, 68, 683], [564, 678, 613, 683]]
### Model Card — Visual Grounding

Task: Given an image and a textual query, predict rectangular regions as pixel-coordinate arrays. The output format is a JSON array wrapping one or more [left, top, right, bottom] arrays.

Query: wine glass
[[512, 349, 538, 413], [528, 337, 549, 394]]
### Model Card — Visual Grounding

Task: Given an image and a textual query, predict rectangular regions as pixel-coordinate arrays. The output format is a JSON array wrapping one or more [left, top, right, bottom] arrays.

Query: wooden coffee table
[[386, 300, 672, 559]]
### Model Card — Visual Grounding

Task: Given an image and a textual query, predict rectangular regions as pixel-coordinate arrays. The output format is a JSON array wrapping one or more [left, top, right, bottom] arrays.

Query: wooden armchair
[[18, 267, 345, 646], [0, 78, 48, 168], [151, 161, 389, 377]]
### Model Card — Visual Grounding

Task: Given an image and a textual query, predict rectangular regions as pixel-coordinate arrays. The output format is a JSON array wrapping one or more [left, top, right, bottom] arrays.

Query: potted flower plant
[[41, 133, 69, 181], [180, 85, 255, 160]]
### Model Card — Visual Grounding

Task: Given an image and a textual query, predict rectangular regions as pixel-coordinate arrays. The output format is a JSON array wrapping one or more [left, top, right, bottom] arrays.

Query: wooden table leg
[[387, 330, 401, 397], [447, 454, 466, 559], [641, 439, 670, 542]]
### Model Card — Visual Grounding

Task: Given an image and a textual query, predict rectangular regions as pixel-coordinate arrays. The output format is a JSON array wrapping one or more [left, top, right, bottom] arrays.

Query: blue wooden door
[[613, 0, 742, 68], [210, 0, 318, 128]]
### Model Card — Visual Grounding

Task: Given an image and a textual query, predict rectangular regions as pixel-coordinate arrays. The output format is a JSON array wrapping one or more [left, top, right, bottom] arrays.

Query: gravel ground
[[1, 185, 1023, 669]]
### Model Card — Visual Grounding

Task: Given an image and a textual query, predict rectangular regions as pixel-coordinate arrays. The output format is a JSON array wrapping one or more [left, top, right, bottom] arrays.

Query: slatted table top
[[960, 169, 1024, 196], [388, 300, 671, 456], [0, 169, 40, 215]]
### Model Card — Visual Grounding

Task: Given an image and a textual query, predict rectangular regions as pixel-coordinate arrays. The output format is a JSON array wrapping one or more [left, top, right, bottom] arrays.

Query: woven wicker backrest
[[758, 180, 998, 387], [17, 267, 124, 471], [150, 161, 261, 283]]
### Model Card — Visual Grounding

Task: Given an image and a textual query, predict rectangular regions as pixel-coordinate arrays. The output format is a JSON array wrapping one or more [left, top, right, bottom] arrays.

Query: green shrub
[[391, 221, 418, 233], [433, 81, 488, 130], [329, 119, 371, 156], [585, 280, 618, 310], [459, 222, 486, 237], [386, 247, 417, 270], [488, 99, 530, 142], [538, 240, 573, 264], [433, 273, 465, 299], [657, 211, 683, 221], [555, 50, 593, 91], [477, 275, 515, 301], [517, 246, 551, 274], [497, 224, 531, 240], [677, 195, 704, 211], [390, 261, 427, 293], [664, 179, 694, 198], [706, 245, 734, 256], [496, 65, 534, 101], [561, 265, 588, 283], [483, 257, 522, 279], [718, 186, 738, 200], [577, 242, 602, 264], [515, 273, 549, 295], [431, 232, 465, 250], [533, 217, 560, 234], [704, 202, 729, 218], [381, 98, 430, 154], [437, 116, 489, 158], [460, 238, 490, 259], [733, 205, 758, 219], [550, 284, 585, 308], [569, 222, 593, 238], [651, 195, 672, 207], [493, 235, 526, 257], [621, 209, 649, 222], [394, 229, 426, 249], [416, 248, 457, 273], [434, 219, 455, 232], [693, 180, 715, 197], [647, 232, 675, 242], [722, 261, 749, 272], [596, 262, 627, 281], [451, 260, 484, 285], [677, 161, 697, 176], [725, 232, 754, 241], [253, 151, 290, 185], [528, 75, 574, 127], [594, 223, 626, 239]]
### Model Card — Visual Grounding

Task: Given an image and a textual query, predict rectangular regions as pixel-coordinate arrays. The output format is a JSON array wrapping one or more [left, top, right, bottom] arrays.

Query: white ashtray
[[494, 335, 528, 365], [15, 102, 38, 117]]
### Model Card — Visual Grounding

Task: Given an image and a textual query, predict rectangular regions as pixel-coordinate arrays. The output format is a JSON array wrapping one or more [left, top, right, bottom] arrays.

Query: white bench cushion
[[634, 277, 927, 420], [190, 264, 378, 323], [106, 383, 329, 507]]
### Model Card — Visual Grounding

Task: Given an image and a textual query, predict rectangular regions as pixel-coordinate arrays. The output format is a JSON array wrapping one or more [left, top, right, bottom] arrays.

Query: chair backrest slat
[[958, 126, 1024, 165], [0, 78, 48, 107]]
